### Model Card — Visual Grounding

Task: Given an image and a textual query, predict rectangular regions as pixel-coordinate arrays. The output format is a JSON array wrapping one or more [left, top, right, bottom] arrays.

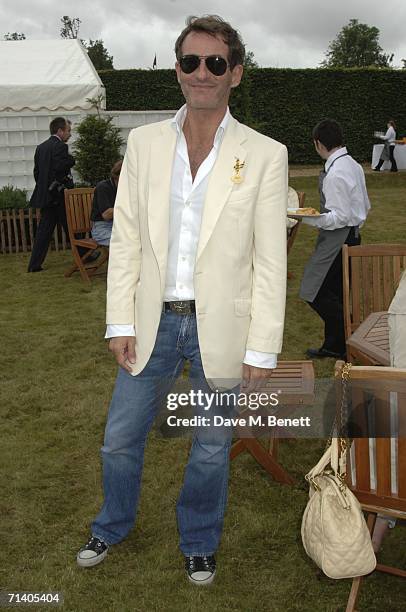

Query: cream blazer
[[106, 115, 288, 381]]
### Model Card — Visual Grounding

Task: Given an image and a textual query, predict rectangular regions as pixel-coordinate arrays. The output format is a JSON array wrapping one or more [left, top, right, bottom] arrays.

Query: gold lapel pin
[[231, 158, 245, 184]]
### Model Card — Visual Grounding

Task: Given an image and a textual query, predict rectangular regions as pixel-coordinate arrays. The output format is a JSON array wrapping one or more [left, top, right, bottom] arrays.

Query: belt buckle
[[172, 301, 189, 315]]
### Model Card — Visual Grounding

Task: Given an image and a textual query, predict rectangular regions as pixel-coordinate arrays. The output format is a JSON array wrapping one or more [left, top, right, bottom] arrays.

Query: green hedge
[[99, 68, 406, 163], [0, 185, 28, 209], [99, 69, 184, 111]]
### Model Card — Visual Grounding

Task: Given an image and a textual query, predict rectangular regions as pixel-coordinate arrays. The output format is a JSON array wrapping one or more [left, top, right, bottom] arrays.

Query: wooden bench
[[230, 361, 314, 484]]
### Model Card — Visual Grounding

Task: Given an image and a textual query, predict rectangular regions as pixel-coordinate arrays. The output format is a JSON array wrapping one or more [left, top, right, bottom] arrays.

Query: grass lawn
[[0, 170, 405, 612]]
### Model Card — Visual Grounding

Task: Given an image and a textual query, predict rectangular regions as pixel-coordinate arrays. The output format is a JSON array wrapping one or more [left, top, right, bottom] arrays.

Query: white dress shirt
[[380, 126, 396, 145], [301, 147, 370, 230], [106, 105, 277, 369]]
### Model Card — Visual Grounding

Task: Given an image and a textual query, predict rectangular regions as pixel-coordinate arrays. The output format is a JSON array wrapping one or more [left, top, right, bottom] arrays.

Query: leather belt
[[163, 300, 196, 315], [349, 226, 360, 239]]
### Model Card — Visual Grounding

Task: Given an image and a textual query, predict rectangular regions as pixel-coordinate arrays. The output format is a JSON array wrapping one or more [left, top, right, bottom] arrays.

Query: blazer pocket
[[234, 298, 252, 317], [227, 185, 258, 203]]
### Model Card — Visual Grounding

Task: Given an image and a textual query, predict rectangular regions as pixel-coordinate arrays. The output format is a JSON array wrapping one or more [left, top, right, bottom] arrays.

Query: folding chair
[[342, 244, 406, 364], [230, 360, 314, 484], [334, 362, 406, 612], [64, 187, 109, 283]]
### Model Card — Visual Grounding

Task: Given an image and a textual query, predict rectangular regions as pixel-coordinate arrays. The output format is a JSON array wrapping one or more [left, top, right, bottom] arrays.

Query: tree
[[73, 115, 123, 185], [244, 50, 259, 68], [86, 39, 114, 70], [321, 19, 393, 68], [4, 32, 26, 40], [60, 16, 81, 39]]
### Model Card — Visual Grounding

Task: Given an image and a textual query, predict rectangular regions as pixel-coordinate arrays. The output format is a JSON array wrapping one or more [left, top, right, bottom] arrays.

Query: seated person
[[91, 160, 122, 246], [372, 269, 406, 551]]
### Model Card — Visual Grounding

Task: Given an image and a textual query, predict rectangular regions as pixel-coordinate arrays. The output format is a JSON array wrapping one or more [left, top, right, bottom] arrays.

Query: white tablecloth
[[372, 144, 406, 170]]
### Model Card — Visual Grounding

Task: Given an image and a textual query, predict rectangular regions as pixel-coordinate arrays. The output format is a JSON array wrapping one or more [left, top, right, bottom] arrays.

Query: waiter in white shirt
[[76, 15, 288, 584], [374, 119, 398, 173], [300, 119, 370, 359]]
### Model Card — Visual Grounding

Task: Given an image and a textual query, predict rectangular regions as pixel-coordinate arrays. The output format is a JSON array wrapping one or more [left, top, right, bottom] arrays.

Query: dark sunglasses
[[179, 54, 229, 76]]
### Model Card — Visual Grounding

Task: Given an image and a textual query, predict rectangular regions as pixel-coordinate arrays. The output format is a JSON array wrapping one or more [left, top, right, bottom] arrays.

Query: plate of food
[[287, 207, 321, 219]]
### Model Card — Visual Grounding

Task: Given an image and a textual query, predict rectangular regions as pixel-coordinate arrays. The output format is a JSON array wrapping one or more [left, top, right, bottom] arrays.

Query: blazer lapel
[[148, 121, 177, 278], [197, 117, 247, 261]]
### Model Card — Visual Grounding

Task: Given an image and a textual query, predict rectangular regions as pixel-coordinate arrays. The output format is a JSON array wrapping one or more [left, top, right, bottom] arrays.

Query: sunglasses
[[179, 54, 229, 76]]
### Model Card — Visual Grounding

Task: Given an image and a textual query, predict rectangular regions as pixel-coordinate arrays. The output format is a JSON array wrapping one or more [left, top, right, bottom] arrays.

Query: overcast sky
[[1, 0, 406, 69]]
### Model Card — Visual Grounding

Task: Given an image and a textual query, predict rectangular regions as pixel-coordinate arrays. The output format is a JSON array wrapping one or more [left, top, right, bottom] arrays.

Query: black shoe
[[306, 347, 345, 360], [85, 251, 101, 264], [390, 169, 398, 172], [77, 536, 109, 568], [373, 167, 381, 172], [185, 555, 216, 585], [27, 267, 44, 273]]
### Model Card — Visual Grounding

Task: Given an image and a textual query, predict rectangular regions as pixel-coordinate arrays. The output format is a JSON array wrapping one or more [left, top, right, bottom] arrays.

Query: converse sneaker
[[77, 536, 109, 568], [185, 555, 216, 585]]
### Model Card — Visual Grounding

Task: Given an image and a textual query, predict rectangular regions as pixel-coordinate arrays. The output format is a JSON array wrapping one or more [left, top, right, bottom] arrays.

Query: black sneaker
[[77, 536, 108, 568], [84, 251, 101, 265], [185, 555, 216, 585]]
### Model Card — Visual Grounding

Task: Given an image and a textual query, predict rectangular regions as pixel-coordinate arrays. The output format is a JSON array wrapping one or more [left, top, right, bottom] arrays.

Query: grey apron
[[380, 142, 391, 161], [299, 154, 351, 302]]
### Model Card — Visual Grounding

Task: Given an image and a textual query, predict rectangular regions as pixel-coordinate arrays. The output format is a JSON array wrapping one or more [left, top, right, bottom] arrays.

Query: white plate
[[287, 208, 321, 219]]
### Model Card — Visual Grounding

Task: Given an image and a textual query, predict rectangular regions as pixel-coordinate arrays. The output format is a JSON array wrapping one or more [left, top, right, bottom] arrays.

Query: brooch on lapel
[[231, 158, 245, 184]]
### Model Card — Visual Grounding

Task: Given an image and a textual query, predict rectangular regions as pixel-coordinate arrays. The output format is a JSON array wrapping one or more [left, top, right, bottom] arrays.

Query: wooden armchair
[[64, 187, 109, 283], [334, 362, 406, 611], [342, 244, 406, 363]]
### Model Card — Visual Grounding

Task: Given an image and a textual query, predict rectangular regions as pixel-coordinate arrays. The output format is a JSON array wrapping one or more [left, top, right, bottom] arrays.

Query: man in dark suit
[[28, 117, 75, 272]]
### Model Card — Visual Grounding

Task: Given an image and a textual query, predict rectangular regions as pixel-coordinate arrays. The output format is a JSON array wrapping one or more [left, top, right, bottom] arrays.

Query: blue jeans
[[91, 312, 234, 556], [91, 220, 113, 246]]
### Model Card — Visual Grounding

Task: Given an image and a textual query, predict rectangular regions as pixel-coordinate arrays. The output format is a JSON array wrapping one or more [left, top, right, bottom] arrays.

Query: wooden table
[[372, 144, 406, 170], [230, 361, 314, 484], [346, 311, 390, 366]]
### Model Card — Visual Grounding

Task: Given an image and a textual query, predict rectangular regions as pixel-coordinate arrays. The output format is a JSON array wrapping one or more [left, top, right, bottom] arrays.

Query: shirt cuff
[[105, 324, 135, 338], [243, 350, 277, 369], [301, 215, 323, 227]]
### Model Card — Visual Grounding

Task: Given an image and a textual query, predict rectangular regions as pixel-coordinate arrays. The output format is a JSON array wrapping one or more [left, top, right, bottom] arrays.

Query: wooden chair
[[342, 244, 406, 364], [334, 362, 406, 612], [64, 187, 109, 283]]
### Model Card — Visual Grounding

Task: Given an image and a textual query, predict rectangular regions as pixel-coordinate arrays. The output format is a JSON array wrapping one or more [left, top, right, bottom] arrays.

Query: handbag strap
[[305, 363, 352, 487], [306, 445, 332, 480], [336, 363, 352, 477]]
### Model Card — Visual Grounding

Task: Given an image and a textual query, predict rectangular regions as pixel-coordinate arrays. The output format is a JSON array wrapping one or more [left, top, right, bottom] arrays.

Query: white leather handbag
[[301, 437, 376, 579]]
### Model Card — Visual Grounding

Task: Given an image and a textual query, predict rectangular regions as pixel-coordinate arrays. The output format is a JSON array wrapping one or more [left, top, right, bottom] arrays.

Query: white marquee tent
[[0, 39, 105, 111], [0, 40, 175, 196]]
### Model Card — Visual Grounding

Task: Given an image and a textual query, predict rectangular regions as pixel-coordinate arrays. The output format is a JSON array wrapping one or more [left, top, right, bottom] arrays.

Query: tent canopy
[[0, 39, 105, 112]]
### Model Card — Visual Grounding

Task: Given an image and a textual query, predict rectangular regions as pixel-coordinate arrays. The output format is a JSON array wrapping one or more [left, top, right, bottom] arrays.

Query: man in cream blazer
[[77, 15, 288, 584]]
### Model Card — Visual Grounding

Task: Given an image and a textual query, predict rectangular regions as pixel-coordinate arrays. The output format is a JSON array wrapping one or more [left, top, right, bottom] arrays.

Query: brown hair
[[388, 119, 396, 128], [111, 159, 123, 178], [174, 15, 245, 69], [49, 117, 68, 134], [312, 119, 343, 151]]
